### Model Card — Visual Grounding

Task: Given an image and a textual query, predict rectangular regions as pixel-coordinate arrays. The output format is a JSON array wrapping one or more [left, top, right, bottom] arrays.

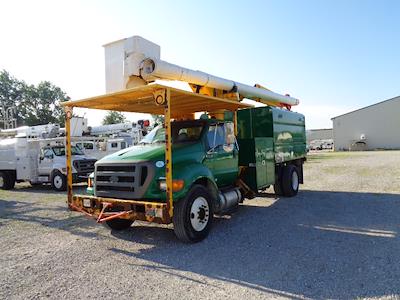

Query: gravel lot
[[1, 151, 399, 299]]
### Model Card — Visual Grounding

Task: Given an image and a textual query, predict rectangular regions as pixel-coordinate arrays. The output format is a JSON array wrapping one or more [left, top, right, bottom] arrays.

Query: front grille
[[94, 162, 154, 199], [73, 159, 96, 174]]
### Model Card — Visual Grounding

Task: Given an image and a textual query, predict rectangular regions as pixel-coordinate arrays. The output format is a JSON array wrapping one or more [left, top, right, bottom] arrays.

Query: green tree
[[0, 70, 27, 126], [102, 111, 127, 125], [0, 70, 70, 126], [22, 81, 70, 126]]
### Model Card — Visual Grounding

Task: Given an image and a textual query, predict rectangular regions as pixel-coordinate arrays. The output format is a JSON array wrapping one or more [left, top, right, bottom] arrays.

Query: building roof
[[307, 128, 332, 132], [331, 95, 400, 120]]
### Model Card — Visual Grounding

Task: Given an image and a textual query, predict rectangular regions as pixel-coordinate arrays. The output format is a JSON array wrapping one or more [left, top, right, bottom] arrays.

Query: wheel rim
[[0, 176, 3, 188], [291, 170, 299, 191], [190, 196, 209, 232], [54, 175, 63, 189]]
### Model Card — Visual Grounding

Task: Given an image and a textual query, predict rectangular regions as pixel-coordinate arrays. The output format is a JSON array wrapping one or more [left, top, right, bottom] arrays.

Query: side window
[[215, 125, 225, 147], [207, 124, 228, 151], [84, 142, 94, 150], [43, 148, 53, 158], [207, 125, 217, 149], [121, 142, 126, 149], [111, 142, 118, 148]]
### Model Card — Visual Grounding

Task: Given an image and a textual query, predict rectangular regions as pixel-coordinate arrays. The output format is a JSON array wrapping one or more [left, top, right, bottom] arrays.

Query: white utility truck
[[0, 125, 96, 191], [70, 120, 150, 159]]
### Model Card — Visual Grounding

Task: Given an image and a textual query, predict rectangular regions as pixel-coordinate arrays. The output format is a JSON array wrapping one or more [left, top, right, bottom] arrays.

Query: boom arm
[[103, 36, 299, 107], [140, 58, 299, 106]]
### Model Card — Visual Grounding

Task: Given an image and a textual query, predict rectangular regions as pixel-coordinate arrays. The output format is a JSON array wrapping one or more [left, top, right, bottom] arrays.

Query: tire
[[281, 165, 299, 197], [51, 171, 67, 191], [0, 171, 15, 190], [106, 218, 134, 231], [173, 184, 214, 243], [273, 182, 283, 196]]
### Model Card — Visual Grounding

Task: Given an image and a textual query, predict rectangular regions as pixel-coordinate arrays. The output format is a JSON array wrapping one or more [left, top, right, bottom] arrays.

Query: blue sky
[[1, 0, 399, 128]]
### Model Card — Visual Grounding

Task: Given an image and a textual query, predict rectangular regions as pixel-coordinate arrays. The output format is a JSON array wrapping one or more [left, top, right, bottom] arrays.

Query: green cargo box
[[237, 106, 306, 190]]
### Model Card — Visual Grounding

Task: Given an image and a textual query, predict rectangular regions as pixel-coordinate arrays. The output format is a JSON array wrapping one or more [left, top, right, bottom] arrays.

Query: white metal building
[[306, 128, 333, 143], [331, 96, 400, 151]]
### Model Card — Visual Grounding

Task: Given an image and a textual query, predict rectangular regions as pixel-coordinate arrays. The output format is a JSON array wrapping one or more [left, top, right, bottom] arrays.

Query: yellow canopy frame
[[62, 84, 252, 220]]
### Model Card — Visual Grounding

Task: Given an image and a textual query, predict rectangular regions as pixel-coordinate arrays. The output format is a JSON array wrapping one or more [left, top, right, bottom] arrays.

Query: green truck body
[[85, 106, 306, 241], [237, 106, 306, 191], [89, 106, 305, 199]]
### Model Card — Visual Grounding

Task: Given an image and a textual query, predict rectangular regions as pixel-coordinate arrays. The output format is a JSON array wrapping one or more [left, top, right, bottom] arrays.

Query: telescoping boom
[[103, 36, 299, 107]]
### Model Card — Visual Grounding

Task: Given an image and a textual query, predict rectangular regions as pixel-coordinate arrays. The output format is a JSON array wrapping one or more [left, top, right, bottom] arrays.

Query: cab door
[[203, 123, 238, 187], [38, 148, 54, 175]]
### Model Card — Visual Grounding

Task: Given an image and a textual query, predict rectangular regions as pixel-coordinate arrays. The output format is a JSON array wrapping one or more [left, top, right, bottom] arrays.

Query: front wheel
[[173, 184, 214, 243], [51, 171, 67, 191], [0, 171, 15, 190]]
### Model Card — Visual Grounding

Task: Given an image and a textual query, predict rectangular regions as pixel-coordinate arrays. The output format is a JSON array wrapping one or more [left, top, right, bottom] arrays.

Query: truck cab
[[37, 144, 96, 190], [89, 119, 238, 201]]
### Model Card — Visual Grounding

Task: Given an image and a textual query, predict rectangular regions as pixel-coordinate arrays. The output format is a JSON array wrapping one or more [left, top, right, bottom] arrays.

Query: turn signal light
[[172, 179, 184, 192], [88, 177, 93, 188], [159, 179, 185, 192]]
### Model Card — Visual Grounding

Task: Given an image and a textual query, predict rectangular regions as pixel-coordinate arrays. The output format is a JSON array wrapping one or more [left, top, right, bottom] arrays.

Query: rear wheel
[[173, 184, 214, 243], [51, 171, 67, 191], [281, 165, 299, 197], [105, 218, 134, 231], [0, 171, 15, 190], [273, 181, 283, 196]]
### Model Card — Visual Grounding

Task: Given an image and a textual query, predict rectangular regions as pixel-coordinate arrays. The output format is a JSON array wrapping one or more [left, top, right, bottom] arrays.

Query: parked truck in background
[[0, 128, 96, 191]]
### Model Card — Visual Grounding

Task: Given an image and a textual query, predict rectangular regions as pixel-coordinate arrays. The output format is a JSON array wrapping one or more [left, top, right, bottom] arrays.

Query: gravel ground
[[1, 150, 399, 299]]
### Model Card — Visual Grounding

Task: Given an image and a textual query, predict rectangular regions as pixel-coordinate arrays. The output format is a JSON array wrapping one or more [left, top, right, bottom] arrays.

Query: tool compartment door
[[254, 137, 275, 188]]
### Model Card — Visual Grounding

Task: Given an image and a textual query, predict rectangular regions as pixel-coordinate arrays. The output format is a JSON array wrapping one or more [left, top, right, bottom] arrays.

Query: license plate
[[83, 199, 92, 208]]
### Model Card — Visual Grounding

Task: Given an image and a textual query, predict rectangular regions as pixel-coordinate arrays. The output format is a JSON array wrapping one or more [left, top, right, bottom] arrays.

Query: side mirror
[[39, 156, 44, 161]]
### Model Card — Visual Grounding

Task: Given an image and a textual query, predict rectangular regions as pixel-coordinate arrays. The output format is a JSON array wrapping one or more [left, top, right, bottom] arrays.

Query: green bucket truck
[[63, 36, 306, 242]]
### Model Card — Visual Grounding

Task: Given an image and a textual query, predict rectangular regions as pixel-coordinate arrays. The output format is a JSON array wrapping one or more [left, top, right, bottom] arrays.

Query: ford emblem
[[110, 175, 119, 183]]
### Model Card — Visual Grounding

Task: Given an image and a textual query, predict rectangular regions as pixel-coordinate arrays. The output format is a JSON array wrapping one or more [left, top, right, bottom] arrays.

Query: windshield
[[52, 146, 84, 156], [140, 123, 204, 144]]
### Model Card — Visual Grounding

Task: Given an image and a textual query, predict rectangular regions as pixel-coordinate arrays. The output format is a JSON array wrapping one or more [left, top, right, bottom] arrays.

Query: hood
[[98, 142, 204, 164], [71, 155, 95, 160]]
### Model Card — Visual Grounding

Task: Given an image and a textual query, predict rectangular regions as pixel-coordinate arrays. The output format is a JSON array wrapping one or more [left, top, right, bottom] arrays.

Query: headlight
[[159, 179, 184, 192]]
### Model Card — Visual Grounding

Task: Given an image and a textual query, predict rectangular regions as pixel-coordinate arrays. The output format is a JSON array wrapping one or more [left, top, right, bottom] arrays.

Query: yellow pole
[[164, 89, 173, 218], [65, 106, 73, 205]]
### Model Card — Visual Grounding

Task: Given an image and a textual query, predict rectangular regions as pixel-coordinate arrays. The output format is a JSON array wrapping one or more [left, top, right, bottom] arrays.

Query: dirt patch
[[1, 151, 399, 299]]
